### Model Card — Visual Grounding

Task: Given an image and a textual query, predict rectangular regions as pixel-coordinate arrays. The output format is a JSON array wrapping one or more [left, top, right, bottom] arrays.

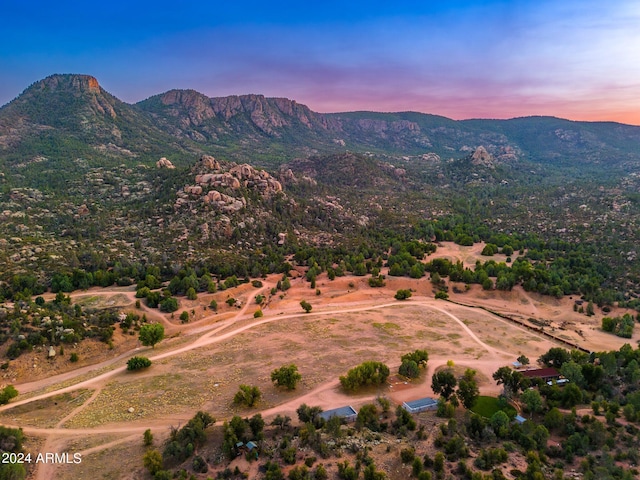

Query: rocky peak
[[7, 73, 118, 123], [32, 74, 102, 95]]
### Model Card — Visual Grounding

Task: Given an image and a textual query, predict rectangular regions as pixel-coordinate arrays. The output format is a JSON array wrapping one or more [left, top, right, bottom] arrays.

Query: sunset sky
[[2, 0, 639, 124]]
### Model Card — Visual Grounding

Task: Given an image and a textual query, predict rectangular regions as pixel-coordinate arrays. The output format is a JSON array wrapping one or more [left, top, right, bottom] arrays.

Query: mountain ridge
[[3, 73, 640, 175]]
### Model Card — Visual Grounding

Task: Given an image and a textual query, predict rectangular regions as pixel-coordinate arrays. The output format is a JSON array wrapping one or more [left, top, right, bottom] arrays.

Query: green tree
[[457, 369, 479, 409], [561, 383, 583, 408], [492, 366, 525, 398], [432, 370, 457, 400], [521, 388, 544, 416], [356, 403, 380, 431], [271, 364, 302, 390], [539, 347, 571, 368], [402, 349, 429, 366], [271, 414, 292, 430], [490, 411, 510, 438], [296, 404, 324, 427], [300, 300, 312, 313], [399, 360, 420, 378], [186, 287, 197, 300], [139, 323, 165, 349], [0, 462, 26, 480], [314, 464, 328, 480], [560, 361, 586, 388], [586, 301, 595, 316], [159, 296, 178, 312], [340, 361, 390, 391]]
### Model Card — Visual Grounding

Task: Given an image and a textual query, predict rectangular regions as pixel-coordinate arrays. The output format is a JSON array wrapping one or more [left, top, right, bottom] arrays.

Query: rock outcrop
[[229, 164, 282, 196], [470, 146, 494, 168], [199, 154, 220, 171], [195, 173, 241, 190], [174, 157, 284, 212], [156, 157, 175, 169]]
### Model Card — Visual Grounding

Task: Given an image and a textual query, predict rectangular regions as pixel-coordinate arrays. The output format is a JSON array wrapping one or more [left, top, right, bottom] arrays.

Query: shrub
[[127, 356, 152, 371], [192, 455, 208, 473], [234, 385, 262, 407], [0, 385, 18, 405], [394, 289, 412, 300], [70, 353, 79, 363], [143, 429, 153, 446], [159, 296, 178, 312]]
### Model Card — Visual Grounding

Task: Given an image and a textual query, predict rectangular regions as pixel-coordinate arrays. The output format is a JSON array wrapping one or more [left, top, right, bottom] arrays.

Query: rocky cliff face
[[145, 90, 331, 137]]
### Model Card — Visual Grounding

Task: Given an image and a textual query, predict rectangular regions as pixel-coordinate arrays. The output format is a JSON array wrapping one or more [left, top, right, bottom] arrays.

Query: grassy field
[[470, 395, 516, 418]]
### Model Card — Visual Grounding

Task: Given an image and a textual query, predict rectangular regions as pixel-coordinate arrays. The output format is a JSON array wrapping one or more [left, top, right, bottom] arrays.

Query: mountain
[[4, 74, 640, 175], [0, 74, 198, 174], [2, 73, 640, 296]]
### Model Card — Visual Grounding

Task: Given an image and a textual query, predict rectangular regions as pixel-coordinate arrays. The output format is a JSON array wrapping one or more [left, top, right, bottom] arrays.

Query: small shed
[[318, 406, 357, 423], [246, 441, 257, 451], [514, 415, 526, 424], [402, 397, 438, 413]]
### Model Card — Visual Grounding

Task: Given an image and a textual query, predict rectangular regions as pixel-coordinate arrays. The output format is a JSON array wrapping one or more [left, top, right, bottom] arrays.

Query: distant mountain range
[[3, 73, 640, 174]]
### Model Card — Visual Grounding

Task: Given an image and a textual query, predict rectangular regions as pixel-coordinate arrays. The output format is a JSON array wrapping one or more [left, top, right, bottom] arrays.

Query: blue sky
[[2, 0, 639, 124]]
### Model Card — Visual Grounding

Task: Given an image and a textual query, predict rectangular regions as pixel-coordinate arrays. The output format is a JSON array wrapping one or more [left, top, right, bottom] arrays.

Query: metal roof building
[[402, 397, 438, 413], [318, 405, 357, 423]]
